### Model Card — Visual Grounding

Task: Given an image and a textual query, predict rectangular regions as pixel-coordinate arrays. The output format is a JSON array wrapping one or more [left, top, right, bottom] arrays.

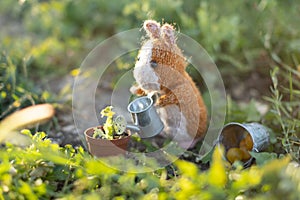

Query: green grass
[[0, 131, 300, 199], [0, 52, 47, 120]]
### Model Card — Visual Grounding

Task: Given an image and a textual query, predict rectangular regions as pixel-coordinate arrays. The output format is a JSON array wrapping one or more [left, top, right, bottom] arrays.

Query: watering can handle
[[134, 113, 139, 126], [147, 91, 160, 104]]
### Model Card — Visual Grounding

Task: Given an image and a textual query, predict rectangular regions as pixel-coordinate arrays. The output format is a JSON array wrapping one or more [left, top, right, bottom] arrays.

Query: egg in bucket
[[218, 122, 270, 167]]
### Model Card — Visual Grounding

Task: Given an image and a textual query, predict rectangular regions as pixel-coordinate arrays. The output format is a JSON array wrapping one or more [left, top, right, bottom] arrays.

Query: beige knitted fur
[[131, 20, 207, 148]]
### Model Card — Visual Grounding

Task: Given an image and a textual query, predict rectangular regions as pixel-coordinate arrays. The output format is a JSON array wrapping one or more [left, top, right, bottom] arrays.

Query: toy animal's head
[[133, 20, 187, 92]]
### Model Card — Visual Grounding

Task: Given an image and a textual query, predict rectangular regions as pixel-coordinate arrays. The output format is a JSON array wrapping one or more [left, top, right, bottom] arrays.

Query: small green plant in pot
[[84, 106, 131, 157]]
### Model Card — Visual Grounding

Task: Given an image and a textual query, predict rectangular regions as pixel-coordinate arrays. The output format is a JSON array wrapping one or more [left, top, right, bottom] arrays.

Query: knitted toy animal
[[130, 20, 207, 148]]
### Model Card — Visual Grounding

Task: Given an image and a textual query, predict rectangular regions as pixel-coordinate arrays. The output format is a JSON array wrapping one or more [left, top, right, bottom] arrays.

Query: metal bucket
[[218, 122, 270, 167], [127, 96, 164, 138]]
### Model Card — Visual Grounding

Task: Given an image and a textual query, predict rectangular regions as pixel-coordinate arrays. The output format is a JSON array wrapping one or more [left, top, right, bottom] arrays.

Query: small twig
[[277, 137, 300, 146]]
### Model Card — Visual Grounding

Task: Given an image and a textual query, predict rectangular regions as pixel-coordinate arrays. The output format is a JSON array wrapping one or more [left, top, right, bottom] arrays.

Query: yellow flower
[[70, 68, 80, 77], [100, 106, 115, 118], [208, 146, 227, 187]]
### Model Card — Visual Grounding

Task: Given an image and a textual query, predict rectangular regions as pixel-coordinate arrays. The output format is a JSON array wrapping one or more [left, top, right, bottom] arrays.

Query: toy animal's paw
[[130, 85, 146, 96], [157, 95, 168, 106], [158, 94, 179, 107]]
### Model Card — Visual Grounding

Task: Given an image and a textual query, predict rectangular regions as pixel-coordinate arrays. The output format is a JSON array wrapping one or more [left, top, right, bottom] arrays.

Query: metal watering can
[[127, 95, 164, 138]]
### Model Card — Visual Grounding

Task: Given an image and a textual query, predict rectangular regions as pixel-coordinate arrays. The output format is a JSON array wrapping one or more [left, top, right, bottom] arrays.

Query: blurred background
[[0, 0, 299, 157]]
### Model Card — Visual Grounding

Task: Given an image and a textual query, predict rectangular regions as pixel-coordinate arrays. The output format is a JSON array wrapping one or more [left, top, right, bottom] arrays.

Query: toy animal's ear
[[143, 20, 161, 39], [161, 23, 176, 44]]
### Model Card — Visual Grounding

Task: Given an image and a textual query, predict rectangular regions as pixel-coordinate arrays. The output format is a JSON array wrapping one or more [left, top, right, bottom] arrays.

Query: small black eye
[[150, 60, 157, 68], [137, 57, 140, 61]]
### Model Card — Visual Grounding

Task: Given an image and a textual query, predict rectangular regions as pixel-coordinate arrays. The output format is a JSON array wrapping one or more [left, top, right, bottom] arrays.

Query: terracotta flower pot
[[84, 126, 131, 157]]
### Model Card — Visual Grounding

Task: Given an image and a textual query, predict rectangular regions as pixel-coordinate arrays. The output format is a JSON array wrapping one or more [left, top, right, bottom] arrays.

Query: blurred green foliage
[[1, 0, 299, 75], [0, 53, 48, 120], [1, 133, 300, 199]]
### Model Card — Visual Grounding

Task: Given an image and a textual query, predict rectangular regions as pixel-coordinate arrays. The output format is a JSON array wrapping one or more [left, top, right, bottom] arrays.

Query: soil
[[223, 70, 272, 102], [93, 126, 130, 140]]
